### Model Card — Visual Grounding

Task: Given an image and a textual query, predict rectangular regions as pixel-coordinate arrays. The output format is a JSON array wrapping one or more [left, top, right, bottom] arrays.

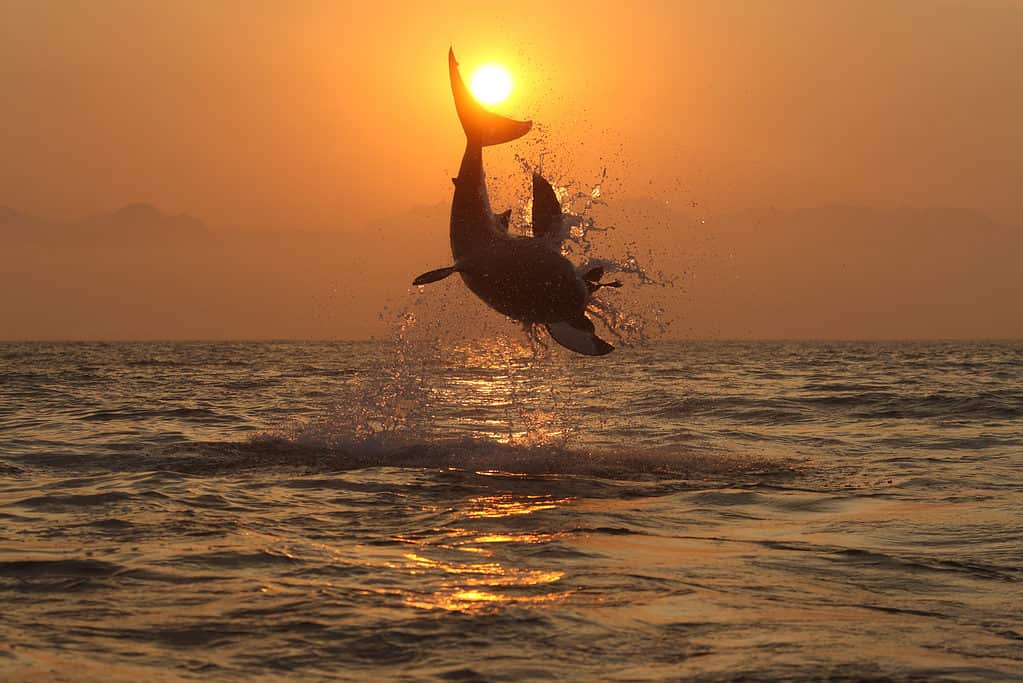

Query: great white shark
[[413, 49, 619, 356]]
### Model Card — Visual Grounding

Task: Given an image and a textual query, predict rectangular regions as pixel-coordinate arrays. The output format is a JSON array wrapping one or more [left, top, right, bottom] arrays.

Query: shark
[[413, 49, 619, 356]]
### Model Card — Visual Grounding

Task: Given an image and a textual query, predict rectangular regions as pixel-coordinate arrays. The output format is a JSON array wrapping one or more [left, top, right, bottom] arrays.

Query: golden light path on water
[[312, 331, 588, 617], [2, 341, 1021, 679], [431, 338, 578, 446], [387, 494, 575, 613]]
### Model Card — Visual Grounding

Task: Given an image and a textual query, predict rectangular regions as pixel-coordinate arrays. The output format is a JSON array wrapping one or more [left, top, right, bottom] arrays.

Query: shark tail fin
[[450, 48, 532, 147], [546, 317, 615, 356]]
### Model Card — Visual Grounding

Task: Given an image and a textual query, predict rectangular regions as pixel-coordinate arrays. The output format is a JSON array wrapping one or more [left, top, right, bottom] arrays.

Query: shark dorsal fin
[[531, 173, 562, 239]]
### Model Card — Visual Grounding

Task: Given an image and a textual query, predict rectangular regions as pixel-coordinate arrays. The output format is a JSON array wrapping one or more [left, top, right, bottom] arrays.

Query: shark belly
[[456, 239, 586, 323]]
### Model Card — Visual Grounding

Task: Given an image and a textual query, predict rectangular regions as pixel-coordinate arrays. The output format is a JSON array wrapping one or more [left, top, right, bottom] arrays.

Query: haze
[[2, 1, 1021, 340]]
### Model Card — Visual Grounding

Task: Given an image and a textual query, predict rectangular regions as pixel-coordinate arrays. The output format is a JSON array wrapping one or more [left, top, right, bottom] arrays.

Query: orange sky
[[1, 1, 1021, 340]]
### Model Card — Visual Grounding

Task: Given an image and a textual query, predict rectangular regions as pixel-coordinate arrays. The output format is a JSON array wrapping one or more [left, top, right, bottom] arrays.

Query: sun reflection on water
[[404, 585, 573, 613], [474, 533, 554, 544], [385, 494, 575, 613], [435, 338, 578, 447], [390, 547, 571, 613], [398, 552, 504, 575], [465, 493, 572, 518]]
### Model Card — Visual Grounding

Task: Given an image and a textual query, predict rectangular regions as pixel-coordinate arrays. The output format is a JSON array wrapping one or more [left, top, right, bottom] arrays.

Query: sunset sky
[[2, 1, 1021, 340]]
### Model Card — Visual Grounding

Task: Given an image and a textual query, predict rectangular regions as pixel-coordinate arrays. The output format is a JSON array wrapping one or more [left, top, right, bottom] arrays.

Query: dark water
[[1, 340, 1021, 681]]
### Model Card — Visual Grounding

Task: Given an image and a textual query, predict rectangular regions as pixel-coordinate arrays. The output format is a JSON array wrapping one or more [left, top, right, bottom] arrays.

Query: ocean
[[1, 339, 1020, 681]]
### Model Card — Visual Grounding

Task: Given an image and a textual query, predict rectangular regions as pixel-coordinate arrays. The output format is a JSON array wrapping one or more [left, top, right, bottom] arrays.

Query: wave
[[0, 558, 123, 579], [644, 390, 1023, 422], [109, 431, 801, 482], [80, 406, 238, 423]]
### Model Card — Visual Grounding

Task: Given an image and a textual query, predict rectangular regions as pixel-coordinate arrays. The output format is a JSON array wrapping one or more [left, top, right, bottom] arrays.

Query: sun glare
[[469, 64, 513, 106]]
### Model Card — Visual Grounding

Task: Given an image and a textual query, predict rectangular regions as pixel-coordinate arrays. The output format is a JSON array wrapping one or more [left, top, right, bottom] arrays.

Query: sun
[[469, 64, 513, 106]]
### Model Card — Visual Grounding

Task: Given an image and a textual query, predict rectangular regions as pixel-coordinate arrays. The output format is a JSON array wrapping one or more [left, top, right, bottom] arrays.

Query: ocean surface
[[1, 339, 1021, 681]]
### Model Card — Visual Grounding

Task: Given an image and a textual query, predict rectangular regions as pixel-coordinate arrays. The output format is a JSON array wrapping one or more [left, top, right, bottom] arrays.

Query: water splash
[[512, 155, 675, 344], [275, 151, 677, 458], [273, 301, 581, 456]]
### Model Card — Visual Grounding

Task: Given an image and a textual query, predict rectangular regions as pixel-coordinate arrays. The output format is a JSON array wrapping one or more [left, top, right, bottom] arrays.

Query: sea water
[[1, 339, 1020, 681]]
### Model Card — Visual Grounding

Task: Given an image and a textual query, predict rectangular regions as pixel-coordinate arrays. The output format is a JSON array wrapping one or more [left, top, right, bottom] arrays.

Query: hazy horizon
[[3, 198, 1020, 341]]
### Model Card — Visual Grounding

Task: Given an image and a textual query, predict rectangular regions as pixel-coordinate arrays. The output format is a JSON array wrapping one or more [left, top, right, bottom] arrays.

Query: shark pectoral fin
[[413, 266, 458, 286], [589, 279, 623, 292], [531, 173, 562, 239], [546, 318, 614, 356], [582, 266, 604, 282]]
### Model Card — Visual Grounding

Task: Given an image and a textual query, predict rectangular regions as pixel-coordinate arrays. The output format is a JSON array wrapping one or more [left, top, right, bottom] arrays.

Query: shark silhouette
[[413, 49, 617, 356]]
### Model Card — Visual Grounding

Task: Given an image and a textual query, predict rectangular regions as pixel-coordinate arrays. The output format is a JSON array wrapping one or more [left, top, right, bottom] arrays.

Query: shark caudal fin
[[546, 316, 615, 356], [450, 48, 532, 147]]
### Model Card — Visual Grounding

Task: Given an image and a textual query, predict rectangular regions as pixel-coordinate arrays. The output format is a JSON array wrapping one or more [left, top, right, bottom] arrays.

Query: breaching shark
[[413, 49, 620, 356]]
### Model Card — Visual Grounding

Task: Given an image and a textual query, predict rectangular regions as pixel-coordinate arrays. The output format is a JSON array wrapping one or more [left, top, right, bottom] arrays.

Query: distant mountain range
[[1, 200, 1020, 340], [0, 206, 37, 240], [0, 203, 208, 245]]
